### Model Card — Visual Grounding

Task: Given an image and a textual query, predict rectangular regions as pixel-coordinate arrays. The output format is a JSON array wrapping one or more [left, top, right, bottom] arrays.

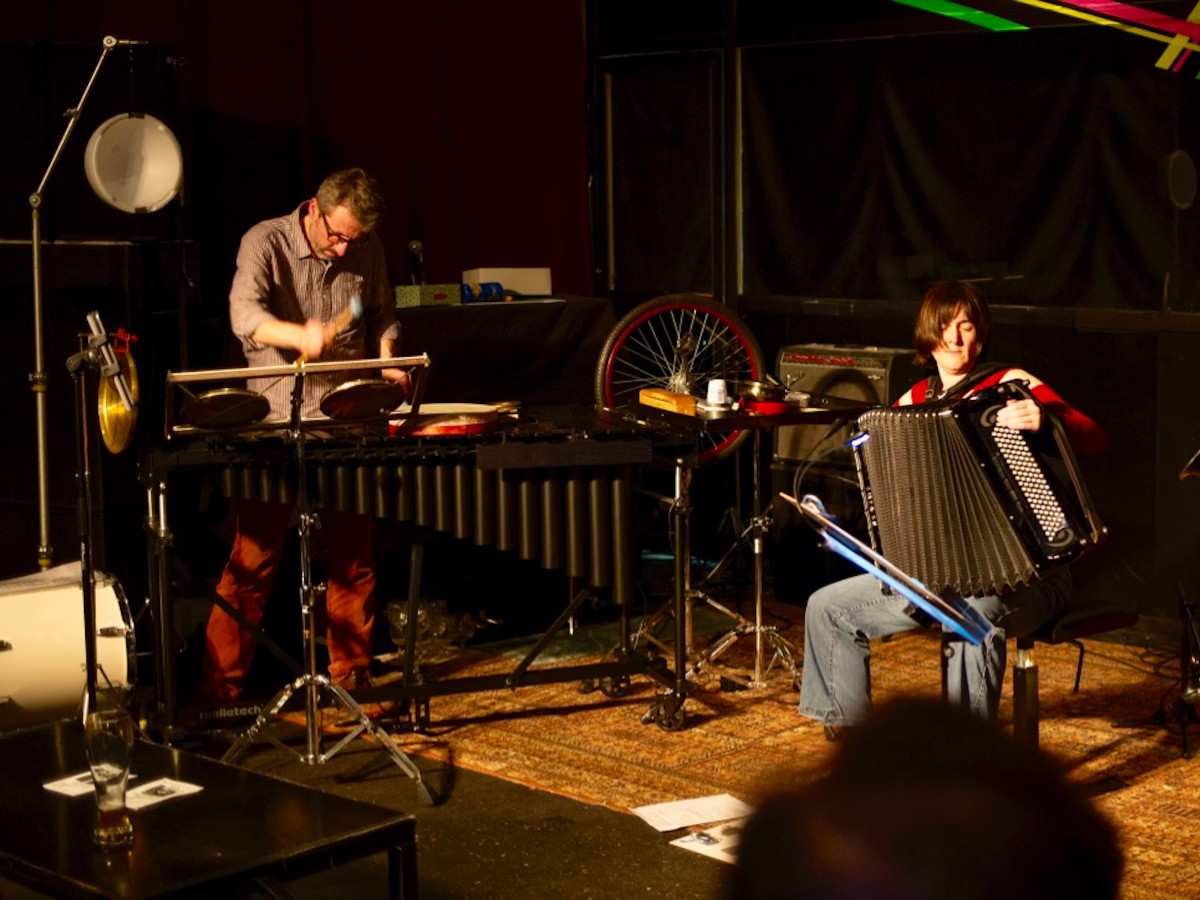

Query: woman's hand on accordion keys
[[995, 398, 1042, 432]]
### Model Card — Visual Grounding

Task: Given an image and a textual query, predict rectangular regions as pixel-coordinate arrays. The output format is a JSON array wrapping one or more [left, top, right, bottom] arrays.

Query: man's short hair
[[316, 167, 387, 233]]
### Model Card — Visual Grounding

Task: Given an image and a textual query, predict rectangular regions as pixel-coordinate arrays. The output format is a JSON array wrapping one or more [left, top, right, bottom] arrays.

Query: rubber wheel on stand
[[594, 294, 765, 466]]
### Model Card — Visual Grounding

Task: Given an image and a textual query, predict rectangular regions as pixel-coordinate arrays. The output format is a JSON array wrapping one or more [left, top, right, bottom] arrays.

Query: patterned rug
[[360, 602, 1195, 898]]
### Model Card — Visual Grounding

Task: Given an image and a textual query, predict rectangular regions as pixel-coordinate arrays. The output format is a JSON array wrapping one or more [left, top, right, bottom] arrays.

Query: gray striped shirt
[[228, 203, 400, 419]]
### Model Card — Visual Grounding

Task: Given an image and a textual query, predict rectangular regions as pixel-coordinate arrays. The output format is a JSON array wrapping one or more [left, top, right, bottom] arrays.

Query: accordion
[[852, 381, 1106, 596]]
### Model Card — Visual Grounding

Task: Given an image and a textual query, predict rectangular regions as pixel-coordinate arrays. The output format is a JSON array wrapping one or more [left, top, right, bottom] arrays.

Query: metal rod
[[29, 37, 120, 568]]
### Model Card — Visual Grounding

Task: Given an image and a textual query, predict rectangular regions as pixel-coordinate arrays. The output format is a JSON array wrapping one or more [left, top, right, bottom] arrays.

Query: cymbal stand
[[1162, 584, 1200, 758], [222, 364, 435, 804], [684, 429, 800, 687], [633, 428, 799, 698], [640, 455, 694, 730]]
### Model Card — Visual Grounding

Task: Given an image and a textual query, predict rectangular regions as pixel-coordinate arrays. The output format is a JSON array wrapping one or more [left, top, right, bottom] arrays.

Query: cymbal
[[320, 378, 408, 420], [181, 387, 270, 429], [97, 352, 139, 454], [1182, 446, 1200, 480]]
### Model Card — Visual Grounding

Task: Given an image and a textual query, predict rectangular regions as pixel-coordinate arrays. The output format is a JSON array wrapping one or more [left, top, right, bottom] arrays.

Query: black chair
[[1010, 605, 1138, 749], [942, 603, 1138, 750]]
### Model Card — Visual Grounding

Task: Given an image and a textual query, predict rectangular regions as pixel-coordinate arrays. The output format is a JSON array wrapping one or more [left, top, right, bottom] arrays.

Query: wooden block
[[639, 388, 697, 415]]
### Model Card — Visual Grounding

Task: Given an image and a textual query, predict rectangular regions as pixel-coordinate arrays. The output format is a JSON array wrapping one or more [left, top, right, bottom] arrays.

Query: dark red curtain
[[8, 0, 592, 301]]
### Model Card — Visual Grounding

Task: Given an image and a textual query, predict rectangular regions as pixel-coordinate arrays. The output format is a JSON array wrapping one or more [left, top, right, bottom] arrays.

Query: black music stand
[[219, 361, 436, 804], [782, 493, 991, 645]]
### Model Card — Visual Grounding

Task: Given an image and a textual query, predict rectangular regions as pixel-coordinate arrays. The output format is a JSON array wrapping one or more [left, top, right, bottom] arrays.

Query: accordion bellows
[[854, 382, 1105, 597]]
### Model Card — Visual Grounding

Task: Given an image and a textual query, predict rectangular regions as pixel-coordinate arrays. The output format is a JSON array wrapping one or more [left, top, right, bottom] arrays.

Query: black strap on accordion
[[922, 362, 1009, 403]]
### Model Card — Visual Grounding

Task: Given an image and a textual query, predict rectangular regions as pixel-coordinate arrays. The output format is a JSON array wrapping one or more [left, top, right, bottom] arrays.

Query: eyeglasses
[[320, 208, 366, 248]]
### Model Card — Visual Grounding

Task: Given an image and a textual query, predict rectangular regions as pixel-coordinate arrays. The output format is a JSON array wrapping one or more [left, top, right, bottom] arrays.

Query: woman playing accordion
[[798, 280, 1107, 739]]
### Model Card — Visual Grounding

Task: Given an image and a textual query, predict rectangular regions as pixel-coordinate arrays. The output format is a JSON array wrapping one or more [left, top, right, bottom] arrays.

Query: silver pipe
[[28, 36, 118, 568]]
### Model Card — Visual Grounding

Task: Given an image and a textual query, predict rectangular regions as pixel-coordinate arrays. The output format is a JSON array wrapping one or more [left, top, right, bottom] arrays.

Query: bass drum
[[0, 564, 135, 729]]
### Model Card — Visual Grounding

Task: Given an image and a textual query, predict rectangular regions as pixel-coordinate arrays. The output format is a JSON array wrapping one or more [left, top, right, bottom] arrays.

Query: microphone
[[297, 296, 363, 364], [407, 240, 425, 285]]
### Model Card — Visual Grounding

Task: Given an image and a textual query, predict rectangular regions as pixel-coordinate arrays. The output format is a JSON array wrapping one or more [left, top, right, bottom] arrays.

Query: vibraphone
[[140, 423, 674, 732], [205, 436, 639, 601]]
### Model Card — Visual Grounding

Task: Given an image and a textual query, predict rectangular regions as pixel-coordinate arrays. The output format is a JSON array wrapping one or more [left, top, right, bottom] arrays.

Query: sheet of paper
[[125, 778, 203, 809], [669, 817, 749, 865], [44, 771, 138, 797], [632, 793, 754, 832]]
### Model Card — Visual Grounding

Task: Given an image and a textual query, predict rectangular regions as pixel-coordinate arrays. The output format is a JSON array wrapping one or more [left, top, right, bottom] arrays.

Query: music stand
[[781, 493, 991, 645]]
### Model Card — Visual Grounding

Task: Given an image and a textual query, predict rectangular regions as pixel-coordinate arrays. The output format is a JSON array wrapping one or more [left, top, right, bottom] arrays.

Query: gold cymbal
[[97, 351, 139, 454]]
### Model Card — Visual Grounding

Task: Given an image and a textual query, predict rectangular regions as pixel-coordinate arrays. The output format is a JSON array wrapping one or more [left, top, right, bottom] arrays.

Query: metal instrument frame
[[163, 355, 432, 439], [142, 394, 677, 754]]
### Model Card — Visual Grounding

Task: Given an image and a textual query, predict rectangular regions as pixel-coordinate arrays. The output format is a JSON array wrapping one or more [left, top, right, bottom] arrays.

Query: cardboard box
[[395, 284, 460, 307], [462, 267, 552, 297]]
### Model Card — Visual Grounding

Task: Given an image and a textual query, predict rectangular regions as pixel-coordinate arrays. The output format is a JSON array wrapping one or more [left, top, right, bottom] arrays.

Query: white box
[[462, 267, 552, 297]]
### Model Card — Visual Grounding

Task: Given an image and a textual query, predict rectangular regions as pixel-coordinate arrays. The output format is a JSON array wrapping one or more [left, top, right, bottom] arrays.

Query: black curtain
[[743, 28, 1197, 309]]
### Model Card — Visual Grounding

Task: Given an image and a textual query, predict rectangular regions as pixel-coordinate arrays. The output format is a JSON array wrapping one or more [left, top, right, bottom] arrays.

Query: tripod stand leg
[[761, 628, 801, 687], [323, 682, 438, 805], [221, 675, 437, 805], [222, 675, 305, 765]]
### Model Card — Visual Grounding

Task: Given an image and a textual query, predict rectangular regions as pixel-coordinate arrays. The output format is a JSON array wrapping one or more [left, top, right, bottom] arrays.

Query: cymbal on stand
[[98, 352, 139, 453], [320, 379, 408, 420], [181, 388, 270, 429], [1182, 446, 1200, 480]]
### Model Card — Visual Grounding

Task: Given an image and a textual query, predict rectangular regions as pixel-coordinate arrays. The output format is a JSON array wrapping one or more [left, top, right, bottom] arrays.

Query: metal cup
[[83, 707, 135, 849]]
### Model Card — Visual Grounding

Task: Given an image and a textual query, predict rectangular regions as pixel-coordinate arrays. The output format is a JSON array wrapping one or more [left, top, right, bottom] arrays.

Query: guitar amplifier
[[774, 343, 921, 463]]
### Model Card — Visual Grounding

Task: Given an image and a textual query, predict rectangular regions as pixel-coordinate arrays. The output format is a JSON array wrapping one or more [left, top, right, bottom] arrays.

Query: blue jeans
[[798, 569, 1071, 726]]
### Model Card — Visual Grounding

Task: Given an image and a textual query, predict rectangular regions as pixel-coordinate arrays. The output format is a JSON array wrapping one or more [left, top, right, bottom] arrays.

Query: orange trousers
[[199, 499, 376, 702]]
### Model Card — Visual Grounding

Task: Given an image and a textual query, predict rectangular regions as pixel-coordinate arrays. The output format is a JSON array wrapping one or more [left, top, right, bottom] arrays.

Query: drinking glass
[[83, 707, 135, 848]]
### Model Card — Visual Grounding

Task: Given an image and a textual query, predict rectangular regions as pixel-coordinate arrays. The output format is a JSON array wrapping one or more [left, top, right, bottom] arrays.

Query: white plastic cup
[[706, 379, 728, 406]]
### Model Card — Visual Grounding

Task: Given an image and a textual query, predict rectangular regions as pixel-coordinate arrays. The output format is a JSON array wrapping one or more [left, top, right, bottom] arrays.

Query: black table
[[0, 720, 417, 898]]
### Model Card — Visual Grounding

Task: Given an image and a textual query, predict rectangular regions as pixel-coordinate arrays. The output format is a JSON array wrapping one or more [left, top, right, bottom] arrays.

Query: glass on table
[[83, 704, 135, 849]]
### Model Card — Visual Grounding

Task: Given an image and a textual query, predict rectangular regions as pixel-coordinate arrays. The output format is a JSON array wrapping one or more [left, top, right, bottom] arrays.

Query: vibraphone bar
[[140, 429, 673, 733], [209, 437, 640, 602]]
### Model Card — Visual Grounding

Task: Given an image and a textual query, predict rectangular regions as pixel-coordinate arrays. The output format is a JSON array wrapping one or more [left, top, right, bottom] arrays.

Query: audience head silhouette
[[726, 698, 1122, 899]]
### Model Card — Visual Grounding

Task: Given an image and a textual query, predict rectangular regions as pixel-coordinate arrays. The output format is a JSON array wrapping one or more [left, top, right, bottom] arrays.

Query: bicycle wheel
[[595, 294, 765, 465]]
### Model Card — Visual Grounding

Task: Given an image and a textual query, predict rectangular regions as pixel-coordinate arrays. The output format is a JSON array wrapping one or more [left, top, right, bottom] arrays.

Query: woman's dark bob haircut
[[913, 280, 991, 367]]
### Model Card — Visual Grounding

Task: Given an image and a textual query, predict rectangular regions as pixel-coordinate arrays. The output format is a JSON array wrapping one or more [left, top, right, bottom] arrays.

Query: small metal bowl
[[733, 380, 787, 403]]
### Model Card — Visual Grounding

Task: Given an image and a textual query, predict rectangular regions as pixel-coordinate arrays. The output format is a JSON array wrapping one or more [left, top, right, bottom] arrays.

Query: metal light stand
[[220, 363, 435, 805], [30, 36, 129, 570]]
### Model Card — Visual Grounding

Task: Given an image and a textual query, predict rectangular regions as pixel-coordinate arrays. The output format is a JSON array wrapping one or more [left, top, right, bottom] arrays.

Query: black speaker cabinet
[[774, 343, 922, 463]]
